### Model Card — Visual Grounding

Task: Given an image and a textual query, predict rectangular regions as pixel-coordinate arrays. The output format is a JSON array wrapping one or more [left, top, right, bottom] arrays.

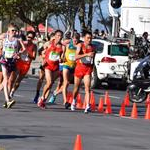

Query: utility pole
[[45, 14, 51, 38], [0, 20, 2, 33]]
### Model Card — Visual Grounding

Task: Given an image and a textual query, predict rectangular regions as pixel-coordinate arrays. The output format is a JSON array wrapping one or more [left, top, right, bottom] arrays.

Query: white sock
[[53, 91, 57, 96], [86, 103, 90, 108], [72, 99, 76, 105]]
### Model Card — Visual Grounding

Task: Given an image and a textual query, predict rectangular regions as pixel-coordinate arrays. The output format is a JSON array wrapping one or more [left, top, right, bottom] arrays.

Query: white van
[[92, 38, 129, 88]]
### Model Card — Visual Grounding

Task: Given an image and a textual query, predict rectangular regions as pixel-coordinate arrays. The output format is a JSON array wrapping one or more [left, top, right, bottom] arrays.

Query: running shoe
[[33, 93, 40, 104], [37, 97, 46, 109], [48, 94, 56, 104], [2, 102, 7, 108], [84, 106, 91, 114], [65, 102, 71, 109], [7, 99, 16, 109], [71, 103, 76, 111]]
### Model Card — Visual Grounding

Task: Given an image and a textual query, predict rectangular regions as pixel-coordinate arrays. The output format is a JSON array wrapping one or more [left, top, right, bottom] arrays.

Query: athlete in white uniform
[[0, 23, 25, 108]]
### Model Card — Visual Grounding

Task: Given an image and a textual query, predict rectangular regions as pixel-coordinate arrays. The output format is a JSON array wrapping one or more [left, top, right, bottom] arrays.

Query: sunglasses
[[27, 36, 33, 39], [11, 29, 17, 32]]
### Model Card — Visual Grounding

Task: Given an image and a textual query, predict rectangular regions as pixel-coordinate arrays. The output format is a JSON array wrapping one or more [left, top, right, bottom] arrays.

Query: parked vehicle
[[91, 38, 129, 89]]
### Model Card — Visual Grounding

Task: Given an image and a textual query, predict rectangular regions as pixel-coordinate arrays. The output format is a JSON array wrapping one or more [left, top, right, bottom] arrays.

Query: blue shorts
[[59, 64, 63, 72], [63, 65, 74, 74]]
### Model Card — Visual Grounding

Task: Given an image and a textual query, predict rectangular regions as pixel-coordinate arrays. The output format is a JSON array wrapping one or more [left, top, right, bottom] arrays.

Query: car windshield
[[108, 45, 129, 56], [92, 41, 104, 53]]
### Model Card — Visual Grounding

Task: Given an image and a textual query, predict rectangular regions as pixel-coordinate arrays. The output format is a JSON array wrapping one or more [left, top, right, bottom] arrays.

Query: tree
[[0, 0, 64, 33], [55, 0, 80, 33], [96, 0, 109, 33], [78, 0, 95, 32]]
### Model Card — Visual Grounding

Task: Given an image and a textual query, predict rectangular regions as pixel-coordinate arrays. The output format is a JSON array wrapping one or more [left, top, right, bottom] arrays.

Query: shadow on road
[[0, 135, 43, 139]]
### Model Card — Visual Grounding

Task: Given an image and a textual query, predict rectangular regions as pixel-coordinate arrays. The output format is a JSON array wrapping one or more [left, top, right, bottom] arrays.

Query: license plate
[[109, 74, 123, 79]]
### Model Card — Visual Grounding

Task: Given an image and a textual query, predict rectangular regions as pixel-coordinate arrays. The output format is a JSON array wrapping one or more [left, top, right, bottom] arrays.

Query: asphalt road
[[0, 77, 150, 150]]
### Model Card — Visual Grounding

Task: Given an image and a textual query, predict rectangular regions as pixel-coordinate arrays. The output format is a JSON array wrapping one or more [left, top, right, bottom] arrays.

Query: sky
[[49, 0, 110, 33]]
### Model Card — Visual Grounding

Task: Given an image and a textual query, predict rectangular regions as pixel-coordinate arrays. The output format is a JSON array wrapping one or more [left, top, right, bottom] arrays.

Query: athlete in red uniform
[[10, 31, 37, 98], [71, 31, 95, 113], [37, 30, 64, 109]]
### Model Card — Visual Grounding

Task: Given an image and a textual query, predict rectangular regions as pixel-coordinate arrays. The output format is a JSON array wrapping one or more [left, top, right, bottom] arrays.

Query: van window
[[92, 41, 104, 53], [108, 45, 129, 56]]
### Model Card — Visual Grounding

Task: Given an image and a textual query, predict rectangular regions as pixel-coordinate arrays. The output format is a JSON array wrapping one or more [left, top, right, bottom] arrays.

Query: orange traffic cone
[[76, 93, 83, 109], [130, 103, 138, 119], [124, 91, 130, 106], [119, 102, 126, 117], [104, 91, 108, 105], [90, 91, 96, 112], [145, 94, 150, 106], [104, 91, 111, 106], [145, 103, 150, 120], [104, 98, 112, 114], [97, 97, 104, 113], [73, 134, 83, 150]]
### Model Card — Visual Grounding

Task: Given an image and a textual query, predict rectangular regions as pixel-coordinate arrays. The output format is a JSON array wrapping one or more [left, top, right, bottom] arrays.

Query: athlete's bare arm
[[75, 43, 94, 60]]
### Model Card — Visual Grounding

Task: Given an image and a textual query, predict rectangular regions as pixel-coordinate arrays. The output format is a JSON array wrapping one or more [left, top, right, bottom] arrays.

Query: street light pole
[[0, 20, 2, 33], [45, 16, 48, 38], [45, 14, 50, 38]]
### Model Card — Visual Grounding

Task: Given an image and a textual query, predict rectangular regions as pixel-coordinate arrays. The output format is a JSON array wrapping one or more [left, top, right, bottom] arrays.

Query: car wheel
[[91, 67, 101, 89]]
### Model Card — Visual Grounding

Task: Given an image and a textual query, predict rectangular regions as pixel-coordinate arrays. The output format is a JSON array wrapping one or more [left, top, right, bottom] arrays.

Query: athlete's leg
[[38, 69, 58, 108], [0, 81, 3, 91], [48, 72, 62, 104], [55, 73, 63, 95], [10, 73, 24, 97], [45, 70, 58, 100], [70, 76, 82, 110], [83, 74, 91, 113], [0, 74, 3, 91], [1, 65, 15, 108], [33, 69, 45, 103], [36, 69, 45, 95], [62, 68, 70, 104], [0, 71, 3, 84], [1, 65, 10, 102]]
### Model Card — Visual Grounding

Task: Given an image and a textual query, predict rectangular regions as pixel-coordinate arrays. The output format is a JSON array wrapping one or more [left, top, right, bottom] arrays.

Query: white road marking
[[14, 94, 24, 98], [100, 94, 121, 99]]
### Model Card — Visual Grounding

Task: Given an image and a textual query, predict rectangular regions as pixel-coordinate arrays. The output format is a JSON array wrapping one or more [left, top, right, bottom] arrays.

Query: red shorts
[[74, 64, 93, 78], [16, 59, 30, 75], [45, 63, 59, 72]]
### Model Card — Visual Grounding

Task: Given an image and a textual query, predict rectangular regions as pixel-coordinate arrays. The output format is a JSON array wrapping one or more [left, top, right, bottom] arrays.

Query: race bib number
[[21, 54, 30, 61], [5, 47, 15, 58], [68, 52, 75, 61], [81, 56, 92, 64], [49, 51, 60, 61]]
